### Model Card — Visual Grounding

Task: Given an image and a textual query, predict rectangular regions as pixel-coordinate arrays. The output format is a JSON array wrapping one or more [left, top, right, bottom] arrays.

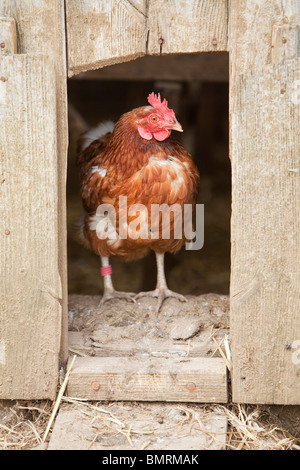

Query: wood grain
[[272, 23, 299, 65], [229, 0, 299, 77], [0, 1, 68, 398], [147, 0, 228, 55], [66, 0, 147, 77], [229, 1, 300, 404], [48, 404, 227, 450], [67, 356, 228, 403], [66, 0, 229, 77], [0, 17, 16, 55], [231, 60, 300, 404], [0, 0, 69, 367], [0, 55, 61, 399]]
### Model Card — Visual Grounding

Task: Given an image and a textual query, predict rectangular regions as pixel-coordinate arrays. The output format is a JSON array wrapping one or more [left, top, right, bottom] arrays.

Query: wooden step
[[66, 356, 227, 403]]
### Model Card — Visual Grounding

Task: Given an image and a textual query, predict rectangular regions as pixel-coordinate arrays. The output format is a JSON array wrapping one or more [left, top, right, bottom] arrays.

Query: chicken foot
[[135, 252, 187, 313], [99, 256, 136, 306], [100, 289, 136, 306]]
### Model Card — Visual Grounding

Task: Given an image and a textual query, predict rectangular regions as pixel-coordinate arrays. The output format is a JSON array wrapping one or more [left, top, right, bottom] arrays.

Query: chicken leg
[[135, 252, 187, 313], [99, 256, 136, 306]]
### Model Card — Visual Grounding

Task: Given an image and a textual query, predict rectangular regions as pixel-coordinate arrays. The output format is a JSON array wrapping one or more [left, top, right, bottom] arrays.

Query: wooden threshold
[[66, 355, 227, 403]]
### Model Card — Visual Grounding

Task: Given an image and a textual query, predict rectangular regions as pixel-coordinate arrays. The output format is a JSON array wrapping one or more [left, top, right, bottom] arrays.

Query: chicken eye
[[151, 115, 159, 122], [169, 119, 175, 123]]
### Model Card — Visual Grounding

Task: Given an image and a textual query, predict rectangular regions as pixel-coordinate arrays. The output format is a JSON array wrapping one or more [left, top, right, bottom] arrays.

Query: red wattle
[[153, 129, 171, 141]]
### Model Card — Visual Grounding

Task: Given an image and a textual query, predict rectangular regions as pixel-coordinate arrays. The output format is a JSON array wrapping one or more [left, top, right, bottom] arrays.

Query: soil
[[68, 293, 230, 359]]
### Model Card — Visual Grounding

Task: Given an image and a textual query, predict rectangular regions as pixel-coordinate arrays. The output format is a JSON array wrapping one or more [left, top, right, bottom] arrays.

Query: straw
[[42, 355, 77, 443]]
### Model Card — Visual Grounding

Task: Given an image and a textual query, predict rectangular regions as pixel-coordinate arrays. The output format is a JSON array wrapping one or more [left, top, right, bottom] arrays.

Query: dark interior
[[66, 53, 230, 297]]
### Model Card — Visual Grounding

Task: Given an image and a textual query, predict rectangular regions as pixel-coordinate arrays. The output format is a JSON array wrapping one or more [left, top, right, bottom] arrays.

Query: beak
[[170, 120, 183, 132]]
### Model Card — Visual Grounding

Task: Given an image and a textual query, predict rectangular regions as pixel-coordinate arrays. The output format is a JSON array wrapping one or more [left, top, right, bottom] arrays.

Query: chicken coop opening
[[67, 53, 230, 300]]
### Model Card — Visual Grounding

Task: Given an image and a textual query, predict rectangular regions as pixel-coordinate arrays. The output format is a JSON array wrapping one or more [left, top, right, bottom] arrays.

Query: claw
[[99, 290, 136, 307], [135, 288, 187, 313]]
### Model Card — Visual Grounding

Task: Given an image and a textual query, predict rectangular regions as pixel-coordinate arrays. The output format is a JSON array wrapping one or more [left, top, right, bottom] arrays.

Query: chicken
[[77, 92, 199, 312]]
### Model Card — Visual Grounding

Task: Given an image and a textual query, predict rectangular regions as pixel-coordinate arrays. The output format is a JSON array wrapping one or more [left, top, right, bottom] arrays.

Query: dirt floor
[[67, 293, 230, 355]]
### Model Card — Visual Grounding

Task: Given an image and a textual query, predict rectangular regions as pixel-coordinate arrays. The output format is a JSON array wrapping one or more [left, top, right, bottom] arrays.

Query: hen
[[77, 92, 199, 312]]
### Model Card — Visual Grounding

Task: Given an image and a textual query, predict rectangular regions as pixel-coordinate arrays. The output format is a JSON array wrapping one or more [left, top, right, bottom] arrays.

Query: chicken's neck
[[108, 120, 170, 175]]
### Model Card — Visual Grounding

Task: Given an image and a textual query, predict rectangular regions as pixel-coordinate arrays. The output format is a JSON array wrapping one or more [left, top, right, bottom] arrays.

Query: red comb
[[147, 92, 175, 118], [148, 92, 169, 110]]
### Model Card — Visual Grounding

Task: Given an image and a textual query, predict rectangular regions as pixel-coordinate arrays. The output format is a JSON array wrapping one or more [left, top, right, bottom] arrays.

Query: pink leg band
[[101, 265, 112, 277]]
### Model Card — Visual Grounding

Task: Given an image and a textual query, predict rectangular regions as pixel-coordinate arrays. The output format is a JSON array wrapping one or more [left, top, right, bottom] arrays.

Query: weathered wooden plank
[[229, 0, 299, 77], [66, 0, 228, 77], [66, 0, 147, 77], [0, 55, 61, 399], [229, 0, 300, 405], [230, 60, 300, 404], [48, 404, 227, 450], [147, 0, 228, 55], [67, 356, 228, 403], [0, 0, 69, 367]]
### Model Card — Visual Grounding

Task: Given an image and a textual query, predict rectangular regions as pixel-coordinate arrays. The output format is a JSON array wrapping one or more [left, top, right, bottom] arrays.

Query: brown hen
[[77, 92, 199, 312]]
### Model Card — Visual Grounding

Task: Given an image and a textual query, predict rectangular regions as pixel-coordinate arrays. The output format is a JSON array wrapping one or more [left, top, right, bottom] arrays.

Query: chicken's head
[[137, 92, 183, 142]]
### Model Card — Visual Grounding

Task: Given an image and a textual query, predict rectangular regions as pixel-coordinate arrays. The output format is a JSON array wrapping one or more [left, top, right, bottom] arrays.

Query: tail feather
[[78, 121, 115, 153]]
